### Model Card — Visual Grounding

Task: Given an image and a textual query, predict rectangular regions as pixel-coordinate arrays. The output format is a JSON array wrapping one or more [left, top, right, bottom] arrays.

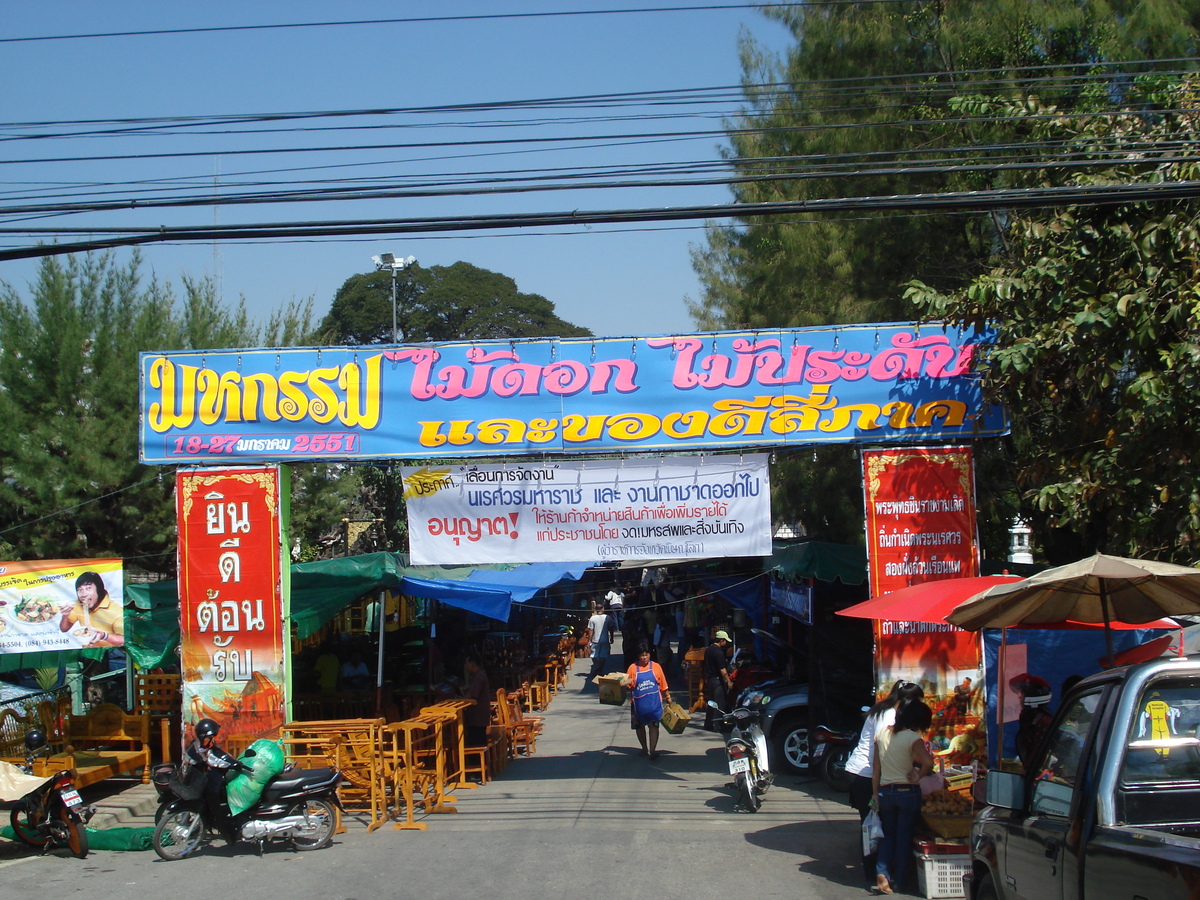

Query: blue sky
[[0, 3, 794, 341]]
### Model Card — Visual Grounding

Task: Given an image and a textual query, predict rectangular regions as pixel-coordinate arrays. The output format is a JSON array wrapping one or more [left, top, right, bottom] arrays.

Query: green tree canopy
[[0, 252, 317, 573], [908, 77, 1200, 564], [691, 0, 1200, 548], [319, 260, 591, 345]]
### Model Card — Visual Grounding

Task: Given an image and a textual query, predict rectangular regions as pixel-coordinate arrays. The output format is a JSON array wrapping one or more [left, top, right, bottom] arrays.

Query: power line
[[2, 179, 1197, 261], [0, 3, 911, 45]]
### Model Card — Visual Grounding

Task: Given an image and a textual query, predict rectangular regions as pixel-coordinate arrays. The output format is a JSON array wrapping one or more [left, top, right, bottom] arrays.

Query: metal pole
[[391, 266, 398, 343]]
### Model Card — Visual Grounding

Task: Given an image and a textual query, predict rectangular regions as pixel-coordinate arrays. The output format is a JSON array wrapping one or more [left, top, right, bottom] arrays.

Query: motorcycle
[[7, 729, 92, 858], [812, 723, 858, 793], [707, 700, 773, 812], [151, 744, 344, 860]]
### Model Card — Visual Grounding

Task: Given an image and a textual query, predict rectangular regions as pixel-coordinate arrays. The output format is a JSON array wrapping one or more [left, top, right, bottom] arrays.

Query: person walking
[[585, 605, 615, 684], [703, 630, 734, 730], [624, 642, 671, 760], [871, 698, 935, 895], [845, 682, 923, 886]]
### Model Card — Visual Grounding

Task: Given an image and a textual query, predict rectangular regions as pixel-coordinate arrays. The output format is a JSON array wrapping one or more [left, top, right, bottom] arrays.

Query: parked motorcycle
[[812, 724, 858, 793], [708, 700, 773, 812], [151, 744, 344, 860], [7, 729, 91, 858]]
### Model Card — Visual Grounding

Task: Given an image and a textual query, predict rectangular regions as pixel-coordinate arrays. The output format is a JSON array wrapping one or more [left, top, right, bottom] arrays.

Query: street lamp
[[371, 252, 417, 343]]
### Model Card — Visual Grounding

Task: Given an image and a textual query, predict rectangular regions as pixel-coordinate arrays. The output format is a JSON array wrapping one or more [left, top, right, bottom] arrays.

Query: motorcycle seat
[[262, 766, 340, 795]]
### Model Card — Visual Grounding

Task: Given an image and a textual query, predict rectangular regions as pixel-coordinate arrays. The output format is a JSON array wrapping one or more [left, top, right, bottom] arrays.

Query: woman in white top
[[845, 682, 923, 884]]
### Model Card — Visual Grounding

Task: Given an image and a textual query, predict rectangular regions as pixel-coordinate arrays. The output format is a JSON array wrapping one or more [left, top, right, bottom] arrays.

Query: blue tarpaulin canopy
[[402, 562, 591, 622]]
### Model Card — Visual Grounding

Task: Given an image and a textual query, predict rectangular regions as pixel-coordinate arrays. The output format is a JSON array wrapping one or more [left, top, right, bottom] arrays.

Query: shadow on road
[[743, 820, 864, 889]]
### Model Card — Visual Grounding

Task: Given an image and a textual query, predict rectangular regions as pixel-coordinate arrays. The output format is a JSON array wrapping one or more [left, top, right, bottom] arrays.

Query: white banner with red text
[[402, 454, 772, 565]]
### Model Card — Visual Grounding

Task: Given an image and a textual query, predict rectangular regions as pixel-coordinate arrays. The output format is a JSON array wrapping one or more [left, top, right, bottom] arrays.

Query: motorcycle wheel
[[9, 804, 47, 847], [288, 798, 336, 851], [53, 808, 88, 859], [736, 773, 761, 813], [821, 745, 853, 793], [153, 809, 206, 861]]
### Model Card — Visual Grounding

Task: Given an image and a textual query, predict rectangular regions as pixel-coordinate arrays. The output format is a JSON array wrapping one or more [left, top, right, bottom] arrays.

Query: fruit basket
[[921, 788, 975, 838]]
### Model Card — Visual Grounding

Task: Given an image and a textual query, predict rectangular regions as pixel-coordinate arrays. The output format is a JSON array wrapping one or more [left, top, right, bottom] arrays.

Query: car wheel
[[772, 716, 811, 774], [973, 872, 999, 900]]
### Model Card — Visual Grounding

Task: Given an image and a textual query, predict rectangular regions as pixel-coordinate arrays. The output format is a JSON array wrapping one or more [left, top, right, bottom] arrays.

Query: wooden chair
[[409, 710, 459, 813], [494, 688, 537, 758], [281, 718, 387, 832], [132, 672, 181, 763], [684, 648, 707, 713], [382, 720, 431, 830]]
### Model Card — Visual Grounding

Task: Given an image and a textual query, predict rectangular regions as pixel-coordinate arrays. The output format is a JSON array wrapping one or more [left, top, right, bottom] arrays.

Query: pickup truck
[[967, 655, 1200, 900]]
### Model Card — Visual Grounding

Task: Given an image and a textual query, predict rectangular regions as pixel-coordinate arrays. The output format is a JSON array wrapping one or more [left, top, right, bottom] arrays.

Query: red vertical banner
[[177, 467, 285, 746], [862, 446, 980, 598], [863, 447, 986, 766]]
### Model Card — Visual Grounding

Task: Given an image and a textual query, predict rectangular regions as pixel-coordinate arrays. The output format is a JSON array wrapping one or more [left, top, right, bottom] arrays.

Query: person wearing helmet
[[24, 728, 48, 755], [1011, 674, 1054, 765], [185, 718, 238, 832]]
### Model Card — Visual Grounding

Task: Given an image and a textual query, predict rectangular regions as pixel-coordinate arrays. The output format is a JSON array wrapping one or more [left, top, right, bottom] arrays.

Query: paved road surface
[[0, 655, 873, 900]]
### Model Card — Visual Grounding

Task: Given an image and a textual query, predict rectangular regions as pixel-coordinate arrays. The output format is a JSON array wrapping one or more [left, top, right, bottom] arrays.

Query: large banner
[[0, 558, 124, 654], [402, 454, 772, 565], [139, 323, 1008, 463], [177, 467, 286, 742], [862, 446, 980, 598], [875, 622, 987, 767]]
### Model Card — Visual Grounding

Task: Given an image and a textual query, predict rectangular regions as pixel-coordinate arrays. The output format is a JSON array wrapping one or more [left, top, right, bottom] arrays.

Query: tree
[[907, 78, 1200, 564], [319, 260, 591, 345], [0, 252, 318, 573], [690, 0, 1200, 548], [318, 260, 590, 554]]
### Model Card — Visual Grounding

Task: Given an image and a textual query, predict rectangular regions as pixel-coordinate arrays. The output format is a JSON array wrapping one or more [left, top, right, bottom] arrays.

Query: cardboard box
[[660, 702, 691, 734], [597, 675, 626, 706]]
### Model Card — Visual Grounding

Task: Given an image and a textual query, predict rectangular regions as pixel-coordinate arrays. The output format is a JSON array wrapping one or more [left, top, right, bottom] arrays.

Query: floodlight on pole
[[372, 253, 417, 343]]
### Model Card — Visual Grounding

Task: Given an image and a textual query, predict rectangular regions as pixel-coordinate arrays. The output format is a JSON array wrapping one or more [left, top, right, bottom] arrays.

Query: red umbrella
[[838, 574, 1178, 630], [837, 575, 1023, 624]]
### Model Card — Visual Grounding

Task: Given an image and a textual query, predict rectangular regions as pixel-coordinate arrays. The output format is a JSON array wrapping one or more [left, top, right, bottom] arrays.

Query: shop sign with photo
[[402, 454, 772, 565], [0, 558, 124, 654], [177, 466, 286, 742], [139, 322, 1008, 464]]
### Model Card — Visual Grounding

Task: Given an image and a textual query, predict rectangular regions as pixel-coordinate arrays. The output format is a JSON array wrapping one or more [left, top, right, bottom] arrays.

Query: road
[[0, 656, 872, 900]]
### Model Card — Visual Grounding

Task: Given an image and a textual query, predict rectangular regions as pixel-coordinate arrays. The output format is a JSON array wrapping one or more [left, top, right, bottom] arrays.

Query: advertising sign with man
[[0, 558, 124, 654]]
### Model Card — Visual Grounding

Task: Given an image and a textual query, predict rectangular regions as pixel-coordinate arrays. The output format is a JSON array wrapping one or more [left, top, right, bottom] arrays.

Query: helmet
[[194, 718, 220, 740], [24, 729, 47, 752], [1010, 673, 1053, 707]]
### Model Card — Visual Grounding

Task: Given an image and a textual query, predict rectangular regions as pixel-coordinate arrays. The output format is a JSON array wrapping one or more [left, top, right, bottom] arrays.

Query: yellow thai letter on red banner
[[176, 467, 285, 746]]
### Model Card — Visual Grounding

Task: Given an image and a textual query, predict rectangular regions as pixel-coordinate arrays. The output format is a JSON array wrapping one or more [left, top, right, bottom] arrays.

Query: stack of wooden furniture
[[132, 672, 181, 763]]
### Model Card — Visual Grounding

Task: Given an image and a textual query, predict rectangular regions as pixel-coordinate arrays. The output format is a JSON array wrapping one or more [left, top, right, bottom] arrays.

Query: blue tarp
[[981, 625, 1172, 764], [695, 574, 765, 630], [402, 562, 591, 622]]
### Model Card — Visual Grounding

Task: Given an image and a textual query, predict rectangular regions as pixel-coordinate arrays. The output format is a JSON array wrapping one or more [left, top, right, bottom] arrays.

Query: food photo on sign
[[0, 558, 125, 654]]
